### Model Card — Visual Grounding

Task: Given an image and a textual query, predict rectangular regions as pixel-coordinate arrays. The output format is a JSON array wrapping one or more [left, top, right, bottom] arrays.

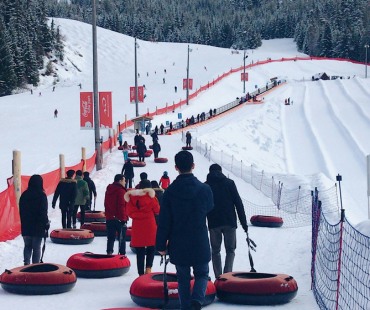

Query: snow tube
[[81, 222, 107, 236], [250, 215, 283, 228], [144, 151, 152, 157], [130, 272, 216, 309], [146, 149, 153, 154], [50, 228, 94, 245], [154, 157, 168, 163], [132, 145, 137, 150], [182, 146, 193, 150], [131, 160, 146, 167], [128, 152, 138, 157], [78, 210, 106, 223], [125, 227, 132, 241], [0, 263, 76, 295], [67, 252, 130, 278], [118, 146, 124, 150], [214, 272, 298, 305]]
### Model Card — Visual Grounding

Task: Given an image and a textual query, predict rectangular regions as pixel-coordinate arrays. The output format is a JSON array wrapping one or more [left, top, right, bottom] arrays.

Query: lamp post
[[92, 0, 102, 170], [186, 45, 190, 105], [365, 44, 369, 78], [243, 50, 248, 93], [134, 38, 139, 116]]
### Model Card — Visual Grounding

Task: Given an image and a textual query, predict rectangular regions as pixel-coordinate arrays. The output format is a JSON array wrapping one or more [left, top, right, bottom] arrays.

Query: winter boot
[[191, 300, 202, 310]]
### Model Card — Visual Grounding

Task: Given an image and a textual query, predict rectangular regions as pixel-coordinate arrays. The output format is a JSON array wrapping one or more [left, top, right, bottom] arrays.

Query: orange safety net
[[0, 185, 20, 241]]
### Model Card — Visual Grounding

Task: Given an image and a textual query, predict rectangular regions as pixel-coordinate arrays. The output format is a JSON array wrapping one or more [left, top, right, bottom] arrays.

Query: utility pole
[[135, 38, 139, 116], [92, 0, 102, 170], [365, 44, 369, 78], [186, 45, 190, 105], [243, 50, 248, 93]]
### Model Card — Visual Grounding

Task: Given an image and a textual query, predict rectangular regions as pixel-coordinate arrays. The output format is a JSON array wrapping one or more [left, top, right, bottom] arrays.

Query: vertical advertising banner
[[80, 92, 93, 129], [130, 86, 145, 103], [241, 72, 249, 81], [99, 91, 112, 128], [183, 78, 193, 90]]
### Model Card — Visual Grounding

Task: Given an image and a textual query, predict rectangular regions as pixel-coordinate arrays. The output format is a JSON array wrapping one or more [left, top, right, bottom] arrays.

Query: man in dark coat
[[205, 163, 248, 278], [52, 169, 77, 228], [104, 174, 128, 255], [83, 171, 97, 210], [152, 141, 161, 159], [121, 158, 134, 188], [137, 140, 147, 162], [151, 131, 159, 143], [156, 151, 214, 310]]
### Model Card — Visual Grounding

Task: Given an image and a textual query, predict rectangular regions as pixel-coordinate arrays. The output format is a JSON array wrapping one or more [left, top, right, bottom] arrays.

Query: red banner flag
[[80, 92, 94, 129], [99, 92, 112, 128], [130, 86, 145, 103], [241, 72, 248, 81], [183, 78, 193, 90]]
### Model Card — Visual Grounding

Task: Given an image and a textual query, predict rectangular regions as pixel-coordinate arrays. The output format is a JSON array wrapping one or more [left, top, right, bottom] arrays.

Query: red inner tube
[[67, 253, 131, 271], [154, 157, 168, 163], [250, 215, 283, 227], [81, 222, 106, 232], [131, 160, 146, 167], [182, 146, 193, 150], [128, 152, 138, 157], [50, 228, 94, 240], [78, 211, 106, 221]]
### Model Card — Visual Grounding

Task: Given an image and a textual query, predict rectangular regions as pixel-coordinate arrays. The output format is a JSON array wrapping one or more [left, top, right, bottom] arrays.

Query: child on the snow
[[159, 171, 170, 190], [122, 141, 129, 162]]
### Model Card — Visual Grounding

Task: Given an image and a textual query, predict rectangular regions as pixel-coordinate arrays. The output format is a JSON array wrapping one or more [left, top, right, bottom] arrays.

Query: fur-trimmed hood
[[124, 188, 155, 202]]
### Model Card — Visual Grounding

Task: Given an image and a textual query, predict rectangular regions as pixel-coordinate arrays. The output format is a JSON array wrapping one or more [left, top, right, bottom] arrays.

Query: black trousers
[[106, 219, 127, 255], [135, 246, 155, 275]]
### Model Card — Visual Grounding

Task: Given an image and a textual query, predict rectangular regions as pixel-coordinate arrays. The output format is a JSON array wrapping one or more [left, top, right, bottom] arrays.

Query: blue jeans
[[176, 263, 209, 309], [23, 236, 42, 265]]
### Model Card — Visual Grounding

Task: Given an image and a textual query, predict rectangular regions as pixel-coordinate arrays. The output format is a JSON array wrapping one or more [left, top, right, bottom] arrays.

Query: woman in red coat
[[125, 180, 160, 275]]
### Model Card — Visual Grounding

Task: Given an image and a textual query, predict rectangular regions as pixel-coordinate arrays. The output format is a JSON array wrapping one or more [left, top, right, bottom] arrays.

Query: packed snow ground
[[1, 18, 370, 309]]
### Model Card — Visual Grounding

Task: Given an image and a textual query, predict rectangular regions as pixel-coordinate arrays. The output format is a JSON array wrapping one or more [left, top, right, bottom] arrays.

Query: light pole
[[365, 44, 369, 78], [134, 38, 139, 116], [186, 45, 190, 105], [92, 0, 102, 170], [243, 50, 249, 93]]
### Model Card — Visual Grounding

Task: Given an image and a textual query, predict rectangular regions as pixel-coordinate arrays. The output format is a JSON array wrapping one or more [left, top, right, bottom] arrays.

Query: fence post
[[12, 150, 21, 208], [124, 114, 127, 129], [240, 160, 243, 179], [295, 185, 301, 214], [271, 176, 274, 201], [260, 170, 264, 190], [335, 209, 346, 310], [81, 147, 86, 171], [231, 155, 234, 173], [59, 154, 65, 179], [108, 129, 113, 153]]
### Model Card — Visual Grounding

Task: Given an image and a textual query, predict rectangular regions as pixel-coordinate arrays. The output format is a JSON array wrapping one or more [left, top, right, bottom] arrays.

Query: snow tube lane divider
[[214, 272, 298, 305], [50, 228, 94, 245], [77, 210, 106, 223], [67, 252, 130, 278], [0, 263, 77, 295], [250, 215, 283, 228], [130, 272, 216, 309]]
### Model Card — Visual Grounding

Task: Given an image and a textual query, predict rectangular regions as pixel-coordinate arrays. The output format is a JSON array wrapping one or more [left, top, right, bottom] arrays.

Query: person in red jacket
[[125, 180, 160, 275], [159, 171, 170, 190], [104, 174, 128, 255]]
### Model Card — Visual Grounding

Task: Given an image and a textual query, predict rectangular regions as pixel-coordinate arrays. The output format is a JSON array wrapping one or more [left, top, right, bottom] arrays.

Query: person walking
[[156, 151, 214, 310], [118, 132, 123, 147], [151, 180, 164, 207], [160, 123, 165, 135], [54, 109, 58, 118], [186, 131, 192, 148], [121, 158, 134, 189], [152, 140, 161, 159], [122, 141, 130, 162], [205, 163, 249, 278], [137, 139, 147, 162], [83, 171, 97, 211], [135, 172, 148, 189], [104, 174, 128, 255], [151, 130, 159, 144], [125, 180, 160, 275], [19, 175, 50, 265], [72, 170, 90, 228], [159, 171, 171, 190], [52, 169, 77, 228]]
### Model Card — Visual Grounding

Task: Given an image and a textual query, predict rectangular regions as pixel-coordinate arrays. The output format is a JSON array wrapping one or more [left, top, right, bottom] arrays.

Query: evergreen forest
[[1, 0, 369, 97]]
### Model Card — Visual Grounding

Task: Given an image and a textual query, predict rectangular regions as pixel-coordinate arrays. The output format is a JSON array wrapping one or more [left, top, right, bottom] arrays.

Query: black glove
[[242, 223, 248, 233], [45, 221, 50, 230], [52, 204, 55, 209]]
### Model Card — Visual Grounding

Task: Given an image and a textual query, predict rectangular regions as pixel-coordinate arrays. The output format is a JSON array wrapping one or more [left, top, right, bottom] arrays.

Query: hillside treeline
[[47, 0, 369, 61], [0, 0, 63, 96]]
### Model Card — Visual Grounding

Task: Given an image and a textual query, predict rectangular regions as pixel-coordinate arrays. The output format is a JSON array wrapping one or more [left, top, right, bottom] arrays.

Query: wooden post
[[12, 150, 21, 207], [59, 154, 65, 179], [109, 129, 113, 153], [81, 147, 86, 171], [125, 114, 127, 129]]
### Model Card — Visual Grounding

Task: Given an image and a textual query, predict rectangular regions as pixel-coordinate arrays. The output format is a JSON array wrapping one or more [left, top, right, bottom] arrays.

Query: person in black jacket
[[156, 151, 214, 310], [205, 163, 248, 278], [137, 140, 147, 162], [19, 174, 49, 265], [152, 140, 161, 159], [83, 171, 97, 210], [121, 158, 134, 188], [52, 169, 77, 228]]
